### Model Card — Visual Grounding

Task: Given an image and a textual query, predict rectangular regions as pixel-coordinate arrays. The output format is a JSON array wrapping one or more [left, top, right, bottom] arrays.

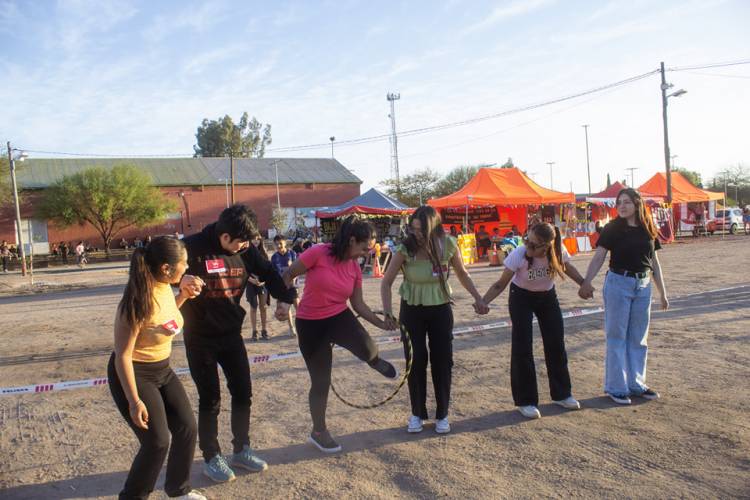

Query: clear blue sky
[[1, 0, 748, 193]]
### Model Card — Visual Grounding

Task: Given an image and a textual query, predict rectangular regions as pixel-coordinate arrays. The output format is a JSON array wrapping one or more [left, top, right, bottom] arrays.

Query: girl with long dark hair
[[482, 222, 586, 419], [579, 188, 669, 405], [108, 236, 206, 499], [381, 206, 489, 434], [283, 216, 398, 453]]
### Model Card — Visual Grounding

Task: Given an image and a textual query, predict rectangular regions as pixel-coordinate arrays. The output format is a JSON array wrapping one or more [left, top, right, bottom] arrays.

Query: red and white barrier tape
[[0, 306, 605, 397]]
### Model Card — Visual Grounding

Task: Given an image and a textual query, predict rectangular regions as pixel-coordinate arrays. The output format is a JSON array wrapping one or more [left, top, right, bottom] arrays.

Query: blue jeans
[[603, 271, 652, 396]]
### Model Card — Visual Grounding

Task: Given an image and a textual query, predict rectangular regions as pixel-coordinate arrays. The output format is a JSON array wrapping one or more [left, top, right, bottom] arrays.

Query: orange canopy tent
[[428, 167, 574, 207], [638, 172, 723, 203]]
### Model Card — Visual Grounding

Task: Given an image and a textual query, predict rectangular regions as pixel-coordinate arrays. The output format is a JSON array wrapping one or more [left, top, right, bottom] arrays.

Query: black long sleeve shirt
[[181, 223, 297, 337]]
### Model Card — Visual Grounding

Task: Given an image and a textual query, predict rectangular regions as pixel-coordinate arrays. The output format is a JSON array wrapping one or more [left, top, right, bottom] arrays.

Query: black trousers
[[108, 354, 197, 500], [399, 301, 454, 420], [508, 283, 572, 406], [296, 309, 379, 432], [184, 331, 251, 461]]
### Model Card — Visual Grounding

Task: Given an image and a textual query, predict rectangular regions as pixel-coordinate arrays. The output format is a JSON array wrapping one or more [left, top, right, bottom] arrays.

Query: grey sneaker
[[553, 396, 581, 410], [407, 415, 424, 433], [607, 393, 632, 405], [518, 405, 541, 419], [308, 430, 342, 453], [203, 455, 236, 483], [435, 417, 451, 434], [230, 445, 268, 472], [175, 490, 207, 500], [634, 388, 660, 400]]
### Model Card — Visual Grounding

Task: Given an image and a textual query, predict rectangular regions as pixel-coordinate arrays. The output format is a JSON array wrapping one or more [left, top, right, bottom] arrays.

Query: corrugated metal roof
[[14, 157, 362, 188]]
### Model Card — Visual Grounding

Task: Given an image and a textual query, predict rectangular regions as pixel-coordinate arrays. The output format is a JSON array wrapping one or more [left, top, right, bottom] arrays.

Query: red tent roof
[[638, 172, 723, 203], [428, 167, 574, 208]]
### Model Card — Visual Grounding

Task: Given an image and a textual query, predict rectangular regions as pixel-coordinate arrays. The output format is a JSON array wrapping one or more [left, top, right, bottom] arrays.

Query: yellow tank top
[[132, 282, 184, 362]]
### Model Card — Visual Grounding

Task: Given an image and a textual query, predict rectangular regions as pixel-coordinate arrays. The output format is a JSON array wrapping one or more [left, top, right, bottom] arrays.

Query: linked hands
[[472, 297, 490, 315], [275, 301, 291, 321], [578, 281, 595, 300], [179, 275, 205, 299]]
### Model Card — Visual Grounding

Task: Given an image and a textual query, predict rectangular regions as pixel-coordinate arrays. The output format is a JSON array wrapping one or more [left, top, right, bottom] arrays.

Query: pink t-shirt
[[503, 245, 570, 292], [296, 244, 362, 320]]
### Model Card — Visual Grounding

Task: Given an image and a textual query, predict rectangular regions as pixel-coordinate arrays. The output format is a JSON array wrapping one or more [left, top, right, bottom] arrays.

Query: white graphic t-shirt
[[503, 244, 570, 292]]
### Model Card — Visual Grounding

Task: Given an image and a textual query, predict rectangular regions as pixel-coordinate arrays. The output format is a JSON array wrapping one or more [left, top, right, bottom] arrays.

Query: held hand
[[383, 315, 399, 331], [660, 295, 670, 311], [282, 271, 294, 289], [473, 298, 490, 315], [247, 274, 262, 287], [578, 281, 595, 300], [371, 317, 390, 331], [129, 400, 149, 430], [179, 275, 204, 299], [275, 302, 291, 321]]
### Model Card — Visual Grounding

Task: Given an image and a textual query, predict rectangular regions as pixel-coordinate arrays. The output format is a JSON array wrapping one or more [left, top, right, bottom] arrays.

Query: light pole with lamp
[[660, 61, 687, 204], [329, 136, 335, 159], [6, 142, 28, 276], [273, 159, 281, 210], [582, 124, 591, 194], [546, 161, 555, 190]]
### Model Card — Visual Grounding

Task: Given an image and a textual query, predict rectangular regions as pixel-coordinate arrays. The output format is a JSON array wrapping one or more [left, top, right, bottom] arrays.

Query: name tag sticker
[[162, 319, 182, 336], [205, 259, 226, 273]]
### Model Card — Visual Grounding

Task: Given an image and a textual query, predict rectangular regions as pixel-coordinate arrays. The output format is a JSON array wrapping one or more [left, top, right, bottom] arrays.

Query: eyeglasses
[[524, 238, 551, 251]]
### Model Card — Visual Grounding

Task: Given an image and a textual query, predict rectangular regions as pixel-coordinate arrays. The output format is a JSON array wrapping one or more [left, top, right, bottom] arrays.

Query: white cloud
[[462, 0, 556, 35]]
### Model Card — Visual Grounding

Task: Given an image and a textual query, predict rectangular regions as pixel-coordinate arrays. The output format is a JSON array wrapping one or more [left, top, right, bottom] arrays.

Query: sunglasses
[[524, 237, 551, 251]]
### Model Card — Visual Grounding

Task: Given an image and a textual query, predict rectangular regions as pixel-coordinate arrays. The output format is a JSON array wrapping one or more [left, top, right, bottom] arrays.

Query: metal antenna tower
[[387, 92, 401, 196]]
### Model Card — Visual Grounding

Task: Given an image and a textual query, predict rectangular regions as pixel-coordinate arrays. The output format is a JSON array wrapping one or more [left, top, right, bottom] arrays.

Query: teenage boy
[[271, 235, 300, 336], [181, 205, 297, 483]]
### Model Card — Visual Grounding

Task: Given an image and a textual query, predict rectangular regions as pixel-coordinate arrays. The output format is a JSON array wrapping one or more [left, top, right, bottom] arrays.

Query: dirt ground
[[0, 236, 748, 499]]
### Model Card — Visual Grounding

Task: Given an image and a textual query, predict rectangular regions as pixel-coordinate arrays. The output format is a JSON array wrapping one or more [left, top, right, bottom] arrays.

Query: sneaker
[[175, 490, 207, 500], [435, 417, 451, 434], [203, 455, 236, 483], [230, 445, 268, 472], [370, 357, 398, 380], [553, 396, 581, 410], [308, 430, 342, 453], [518, 405, 541, 419], [407, 415, 424, 433], [251, 331, 258, 341], [261, 330, 269, 340], [634, 388, 660, 400], [607, 393, 632, 405]]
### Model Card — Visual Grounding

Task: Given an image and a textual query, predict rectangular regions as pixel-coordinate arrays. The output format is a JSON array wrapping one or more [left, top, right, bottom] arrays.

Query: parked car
[[712, 208, 744, 234]]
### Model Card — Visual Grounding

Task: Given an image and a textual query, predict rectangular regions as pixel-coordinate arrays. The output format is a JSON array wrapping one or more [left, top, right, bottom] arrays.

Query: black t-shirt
[[597, 218, 661, 273]]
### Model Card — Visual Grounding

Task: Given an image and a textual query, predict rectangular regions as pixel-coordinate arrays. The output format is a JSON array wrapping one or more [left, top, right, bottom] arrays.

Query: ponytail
[[548, 225, 566, 280], [119, 248, 155, 328]]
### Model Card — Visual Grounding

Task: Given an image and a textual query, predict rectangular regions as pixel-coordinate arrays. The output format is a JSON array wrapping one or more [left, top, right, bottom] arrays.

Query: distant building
[[0, 157, 361, 253]]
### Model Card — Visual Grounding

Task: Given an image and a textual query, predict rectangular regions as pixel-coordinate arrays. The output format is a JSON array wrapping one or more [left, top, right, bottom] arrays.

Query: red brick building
[[0, 157, 361, 253]]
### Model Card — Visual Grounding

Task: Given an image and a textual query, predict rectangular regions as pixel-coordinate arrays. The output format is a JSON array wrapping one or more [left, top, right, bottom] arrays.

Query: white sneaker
[[435, 417, 450, 434], [407, 415, 424, 433], [175, 490, 207, 500], [607, 393, 632, 405], [554, 396, 581, 410], [518, 405, 541, 419]]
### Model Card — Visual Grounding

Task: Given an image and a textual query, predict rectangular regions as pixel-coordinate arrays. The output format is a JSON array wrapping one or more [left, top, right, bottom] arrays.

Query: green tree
[[433, 165, 480, 198], [37, 165, 177, 252], [270, 206, 289, 235], [606, 173, 611, 188], [0, 155, 12, 206], [193, 112, 272, 158], [674, 167, 703, 188], [499, 157, 514, 168], [381, 168, 441, 207]]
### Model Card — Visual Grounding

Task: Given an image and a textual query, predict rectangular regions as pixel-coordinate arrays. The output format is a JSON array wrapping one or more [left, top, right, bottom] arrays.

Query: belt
[[609, 268, 650, 279]]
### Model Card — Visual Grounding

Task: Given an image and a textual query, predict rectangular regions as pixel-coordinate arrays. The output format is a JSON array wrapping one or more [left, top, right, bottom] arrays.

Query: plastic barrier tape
[[0, 305, 611, 397]]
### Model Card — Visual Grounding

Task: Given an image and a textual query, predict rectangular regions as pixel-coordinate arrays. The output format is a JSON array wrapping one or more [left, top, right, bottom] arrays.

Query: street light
[[329, 136, 335, 159], [660, 61, 687, 204], [6, 142, 28, 276], [273, 159, 281, 210], [546, 161, 555, 190], [582, 124, 591, 194]]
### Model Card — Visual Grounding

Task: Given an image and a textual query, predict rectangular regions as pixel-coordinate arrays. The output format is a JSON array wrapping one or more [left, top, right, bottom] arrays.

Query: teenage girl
[[246, 235, 271, 340], [482, 222, 585, 419]]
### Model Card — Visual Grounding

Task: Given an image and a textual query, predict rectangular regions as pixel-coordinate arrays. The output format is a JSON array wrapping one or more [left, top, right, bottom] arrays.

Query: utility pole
[[229, 151, 235, 205], [625, 167, 639, 187], [546, 161, 555, 190], [274, 159, 281, 210], [387, 92, 401, 197], [582, 124, 591, 194], [329, 136, 335, 159], [6, 141, 26, 276], [661, 61, 672, 204]]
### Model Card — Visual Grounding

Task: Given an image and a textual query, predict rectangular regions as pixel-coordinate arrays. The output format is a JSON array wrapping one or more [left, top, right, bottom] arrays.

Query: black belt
[[609, 268, 650, 279]]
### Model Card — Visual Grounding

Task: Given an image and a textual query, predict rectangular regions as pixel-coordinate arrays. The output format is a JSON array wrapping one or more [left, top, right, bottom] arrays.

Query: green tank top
[[397, 236, 458, 306]]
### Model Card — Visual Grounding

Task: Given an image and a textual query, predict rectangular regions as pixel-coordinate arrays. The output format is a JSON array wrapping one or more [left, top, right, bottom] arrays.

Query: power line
[[679, 70, 750, 80], [668, 58, 750, 71]]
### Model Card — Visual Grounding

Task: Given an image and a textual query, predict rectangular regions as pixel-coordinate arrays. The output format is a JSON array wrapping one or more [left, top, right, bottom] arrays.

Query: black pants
[[508, 283, 572, 406], [108, 354, 196, 500], [296, 309, 379, 432], [1, 256, 8, 272], [184, 332, 251, 461], [399, 301, 454, 420]]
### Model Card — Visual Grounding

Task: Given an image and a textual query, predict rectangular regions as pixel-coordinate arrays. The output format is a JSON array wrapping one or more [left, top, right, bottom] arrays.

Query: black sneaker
[[251, 331, 258, 341], [636, 388, 660, 400], [308, 430, 342, 453], [370, 357, 398, 380], [261, 330, 269, 340]]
